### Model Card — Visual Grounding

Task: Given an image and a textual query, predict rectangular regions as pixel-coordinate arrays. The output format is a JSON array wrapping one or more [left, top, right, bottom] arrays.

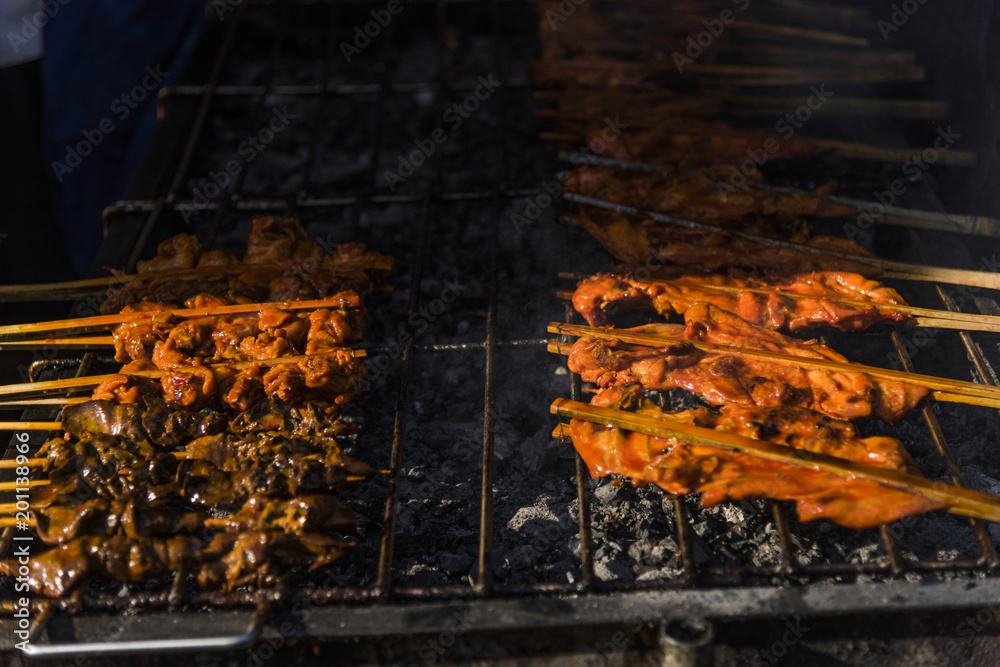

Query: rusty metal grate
[[3, 0, 1000, 657]]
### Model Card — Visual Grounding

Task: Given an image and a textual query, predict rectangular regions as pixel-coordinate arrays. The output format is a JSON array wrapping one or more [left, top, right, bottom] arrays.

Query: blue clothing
[[42, 2, 205, 275]]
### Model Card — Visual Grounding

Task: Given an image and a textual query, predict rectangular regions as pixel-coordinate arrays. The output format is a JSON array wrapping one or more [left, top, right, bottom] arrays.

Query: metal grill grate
[[3, 0, 1000, 657]]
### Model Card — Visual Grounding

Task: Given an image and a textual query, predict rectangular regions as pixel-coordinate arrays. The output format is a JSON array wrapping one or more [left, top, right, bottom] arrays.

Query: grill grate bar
[[347, 10, 392, 242], [563, 261, 596, 587], [101, 187, 543, 219], [770, 503, 797, 574], [284, 4, 339, 218], [673, 496, 698, 586], [122, 3, 246, 272], [205, 1, 292, 251], [161, 79, 532, 98], [474, 0, 509, 595], [374, 0, 452, 598]]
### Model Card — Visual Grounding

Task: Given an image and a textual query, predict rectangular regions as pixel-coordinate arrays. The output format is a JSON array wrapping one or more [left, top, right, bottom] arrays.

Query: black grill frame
[[3, 0, 1000, 657]]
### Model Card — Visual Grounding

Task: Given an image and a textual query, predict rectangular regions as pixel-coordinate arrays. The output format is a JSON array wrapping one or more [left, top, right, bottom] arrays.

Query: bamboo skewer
[[541, 120, 977, 168], [539, 59, 924, 86], [0, 423, 61, 432], [0, 480, 49, 491], [561, 192, 1000, 291], [0, 296, 362, 340], [0, 258, 394, 302], [546, 322, 1000, 406], [0, 398, 87, 409], [0, 350, 367, 398], [550, 399, 1000, 523], [727, 19, 870, 47], [532, 92, 948, 120], [552, 281, 1000, 334], [0, 337, 115, 350], [0, 459, 46, 471]]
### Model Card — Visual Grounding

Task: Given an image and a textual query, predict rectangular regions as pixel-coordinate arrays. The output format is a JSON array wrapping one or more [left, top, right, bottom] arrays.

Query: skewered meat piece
[[135, 234, 202, 273], [110, 294, 365, 367], [566, 166, 856, 225], [568, 385, 944, 529], [184, 432, 374, 478], [567, 303, 929, 423], [33, 497, 206, 545], [244, 216, 310, 265], [60, 397, 352, 451], [92, 352, 365, 409], [33, 488, 355, 546], [6, 532, 352, 598], [579, 206, 881, 275], [101, 218, 393, 313], [563, 119, 828, 169], [572, 270, 909, 332], [196, 249, 240, 268], [217, 494, 356, 534]]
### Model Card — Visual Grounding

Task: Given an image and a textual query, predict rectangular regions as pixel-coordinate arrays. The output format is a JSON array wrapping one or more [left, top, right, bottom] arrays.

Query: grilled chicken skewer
[[569, 270, 910, 332], [0, 531, 354, 598], [553, 387, 1000, 529], [558, 304, 935, 424]]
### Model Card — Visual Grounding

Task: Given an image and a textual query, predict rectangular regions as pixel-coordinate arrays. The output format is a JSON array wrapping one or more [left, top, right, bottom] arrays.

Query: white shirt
[[0, 0, 47, 67]]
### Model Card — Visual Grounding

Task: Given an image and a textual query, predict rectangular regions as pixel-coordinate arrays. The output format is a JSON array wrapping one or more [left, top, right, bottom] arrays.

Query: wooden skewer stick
[[0, 349, 366, 398], [0, 502, 42, 513], [0, 397, 87, 409], [0, 295, 362, 340], [532, 92, 947, 120], [728, 19, 870, 46], [546, 322, 1000, 406], [0, 423, 61, 432], [0, 480, 49, 491], [550, 399, 1000, 523], [542, 118, 976, 168], [0, 517, 33, 528], [0, 337, 114, 350], [562, 192, 1000, 291], [0, 258, 395, 302], [0, 459, 46, 471]]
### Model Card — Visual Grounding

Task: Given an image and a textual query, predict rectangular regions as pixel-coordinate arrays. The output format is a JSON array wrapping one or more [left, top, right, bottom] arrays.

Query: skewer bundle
[[528, 1, 1000, 529], [0, 217, 393, 598]]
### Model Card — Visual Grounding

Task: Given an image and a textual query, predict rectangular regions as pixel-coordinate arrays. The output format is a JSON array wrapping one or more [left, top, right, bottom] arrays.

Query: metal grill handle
[[21, 603, 268, 659]]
